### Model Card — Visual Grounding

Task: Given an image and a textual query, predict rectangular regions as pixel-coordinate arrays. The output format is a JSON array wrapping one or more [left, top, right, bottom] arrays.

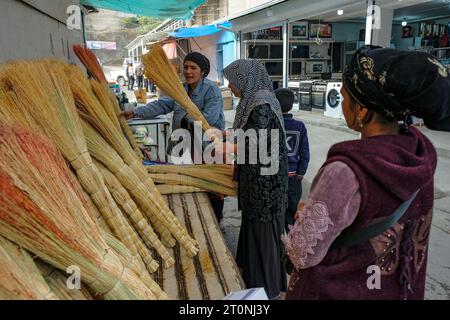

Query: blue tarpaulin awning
[[80, 0, 206, 19], [169, 22, 232, 38]]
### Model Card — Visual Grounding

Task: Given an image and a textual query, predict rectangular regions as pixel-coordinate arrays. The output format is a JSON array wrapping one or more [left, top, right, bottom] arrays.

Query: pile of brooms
[[0, 58, 202, 299]]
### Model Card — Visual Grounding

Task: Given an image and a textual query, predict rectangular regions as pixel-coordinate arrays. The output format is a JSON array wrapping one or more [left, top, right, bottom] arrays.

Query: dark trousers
[[128, 76, 135, 90], [137, 75, 144, 89], [208, 193, 224, 222], [285, 176, 302, 232]]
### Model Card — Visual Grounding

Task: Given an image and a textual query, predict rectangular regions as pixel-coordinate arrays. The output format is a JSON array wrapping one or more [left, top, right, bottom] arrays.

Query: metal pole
[[282, 20, 289, 88]]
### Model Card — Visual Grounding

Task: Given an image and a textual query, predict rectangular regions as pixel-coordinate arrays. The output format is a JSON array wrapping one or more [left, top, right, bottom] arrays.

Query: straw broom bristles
[[89, 79, 143, 159], [142, 44, 211, 132], [66, 64, 198, 255], [73, 45, 142, 158], [73, 44, 107, 84], [95, 159, 175, 268], [149, 173, 237, 197], [81, 119, 177, 249], [0, 236, 59, 300], [146, 164, 236, 189], [0, 122, 158, 299], [156, 185, 206, 195], [36, 260, 94, 300], [100, 230, 169, 300], [0, 60, 155, 272]]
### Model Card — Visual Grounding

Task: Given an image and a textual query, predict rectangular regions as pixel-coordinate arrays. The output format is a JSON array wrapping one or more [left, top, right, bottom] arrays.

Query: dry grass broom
[[0, 122, 158, 299], [82, 119, 176, 249], [0, 236, 59, 300], [100, 230, 168, 300], [95, 159, 175, 268], [73, 45, 142, 158], [147, 164, 236, 189], [36, 260, 94, 300], [149, 173, 237, 197], [156, 185, 206, 195], [0, 60, 153, 272], [66, 64, 198, 256], [142, 44, 211, 132], [89, 79, 142, 159]]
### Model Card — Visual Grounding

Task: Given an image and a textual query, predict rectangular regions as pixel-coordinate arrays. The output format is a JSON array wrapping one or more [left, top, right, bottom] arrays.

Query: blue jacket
[[283, 113, 310, 176], [133, 78, 225, 131]]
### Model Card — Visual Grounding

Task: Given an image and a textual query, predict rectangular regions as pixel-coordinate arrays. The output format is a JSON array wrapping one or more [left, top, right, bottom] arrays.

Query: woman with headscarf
[[282, 46, 450, 300], [123, 52, 226, 223], [219, 59, 289, 299]]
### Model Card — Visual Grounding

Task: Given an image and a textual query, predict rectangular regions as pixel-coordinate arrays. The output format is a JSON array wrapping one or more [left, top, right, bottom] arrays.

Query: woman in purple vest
[[282, 46, 450, 299]]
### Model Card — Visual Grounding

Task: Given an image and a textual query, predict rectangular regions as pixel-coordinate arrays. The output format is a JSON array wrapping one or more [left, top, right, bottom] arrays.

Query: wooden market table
[[152, 192, 245, 300]]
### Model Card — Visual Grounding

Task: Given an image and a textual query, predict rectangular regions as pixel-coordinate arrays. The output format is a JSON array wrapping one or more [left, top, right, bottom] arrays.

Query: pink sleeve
[[281, 161, 361, 269]]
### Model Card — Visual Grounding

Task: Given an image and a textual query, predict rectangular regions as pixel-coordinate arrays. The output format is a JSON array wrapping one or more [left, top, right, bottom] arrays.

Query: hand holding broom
[[142, 45, 212, 133]]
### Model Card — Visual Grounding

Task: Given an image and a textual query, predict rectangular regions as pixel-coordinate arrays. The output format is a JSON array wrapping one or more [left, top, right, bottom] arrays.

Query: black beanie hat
[[344, 45, 450, 132], [275, 88, 295, 113], [184, 52, 210, 77]]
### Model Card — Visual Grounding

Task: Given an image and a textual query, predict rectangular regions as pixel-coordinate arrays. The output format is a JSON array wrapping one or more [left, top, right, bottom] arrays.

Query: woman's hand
[[214, 141, 236, 164], [122, 109, 134, 120], [294, 202, 305, 221], [205, 127, 223, 141]]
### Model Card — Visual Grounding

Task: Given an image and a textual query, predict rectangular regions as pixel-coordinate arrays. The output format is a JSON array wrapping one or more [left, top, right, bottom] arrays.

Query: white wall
[[228, 0, 273, 16], [0, 0, 84, 64], [189, 33, 221, 82]]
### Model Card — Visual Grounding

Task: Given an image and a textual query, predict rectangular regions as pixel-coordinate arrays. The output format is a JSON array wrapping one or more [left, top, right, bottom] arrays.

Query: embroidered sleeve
[[281, 161, 361, 269]]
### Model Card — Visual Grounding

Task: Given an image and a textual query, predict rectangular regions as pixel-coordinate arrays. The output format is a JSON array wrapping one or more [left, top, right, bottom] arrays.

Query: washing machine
[[324, 81, 343, 119]]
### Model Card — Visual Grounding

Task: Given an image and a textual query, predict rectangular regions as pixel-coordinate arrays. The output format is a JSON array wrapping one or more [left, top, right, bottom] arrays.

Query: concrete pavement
[[221, 109, 450, 300]]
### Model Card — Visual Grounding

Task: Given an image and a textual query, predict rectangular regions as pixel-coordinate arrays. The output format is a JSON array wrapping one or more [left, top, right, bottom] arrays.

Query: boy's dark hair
[[275, 88, 295, 113]]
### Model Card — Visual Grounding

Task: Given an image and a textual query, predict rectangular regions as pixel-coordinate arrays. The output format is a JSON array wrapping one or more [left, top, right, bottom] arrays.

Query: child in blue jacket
[[275, 88, 310, 232]]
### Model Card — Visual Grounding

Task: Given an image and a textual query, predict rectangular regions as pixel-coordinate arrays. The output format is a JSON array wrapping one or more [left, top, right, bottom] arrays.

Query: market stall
[[0, 0, 243, 296]]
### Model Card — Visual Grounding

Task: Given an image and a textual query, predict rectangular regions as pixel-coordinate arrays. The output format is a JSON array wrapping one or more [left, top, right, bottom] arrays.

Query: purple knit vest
[[286, 127, 437, 300]]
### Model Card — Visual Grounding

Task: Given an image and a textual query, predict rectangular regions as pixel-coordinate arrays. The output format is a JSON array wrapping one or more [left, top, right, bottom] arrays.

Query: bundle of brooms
[[0, 122, 166, 300], [142, 44, 211, 133], [0, 236, 59, 300], [65, 64, 198, 257], [36, 261, 94, 300], [81, 119, 176, 249], [73, 44, 141, 159], [0, 60, 159, 275], [94, 158, 175, 268], [147, 164, 236, 196]]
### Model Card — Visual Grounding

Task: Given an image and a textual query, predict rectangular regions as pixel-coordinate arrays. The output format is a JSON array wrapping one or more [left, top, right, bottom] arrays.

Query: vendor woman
[[122, 52, 226, 225]]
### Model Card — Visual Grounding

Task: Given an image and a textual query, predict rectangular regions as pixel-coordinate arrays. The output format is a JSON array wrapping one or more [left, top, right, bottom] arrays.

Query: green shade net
[[81, 0, 206, 19]]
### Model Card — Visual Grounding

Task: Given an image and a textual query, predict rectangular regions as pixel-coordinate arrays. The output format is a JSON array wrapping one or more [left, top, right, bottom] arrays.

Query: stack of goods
[[0, 57, 202, 299], [146, 164, 236, 197]]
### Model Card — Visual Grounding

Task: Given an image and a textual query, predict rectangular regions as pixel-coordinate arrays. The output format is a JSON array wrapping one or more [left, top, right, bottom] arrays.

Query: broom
[[66, 64, 198, 255], [142, 44, 211, 132], [149, 173, 236, 197], [0, 60, 157, 274], [73, 45, 142, 158], [156, 185, 206, 195], [0, 236, 59, 300], [36, 260, 94, 300], [95, 159, 175, 268], [146, 164, 236, 189], [90, 79, 142, 159], [0, 122, 159, 299], [99, 230, 169, 300], [82, 119, 176, 249], [73, 44, 107, 83]]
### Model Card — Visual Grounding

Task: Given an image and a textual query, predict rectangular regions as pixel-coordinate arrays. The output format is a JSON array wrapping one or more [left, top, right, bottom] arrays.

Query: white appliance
[[287, 81, 300, 111], [324, 82, 343, 119]]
